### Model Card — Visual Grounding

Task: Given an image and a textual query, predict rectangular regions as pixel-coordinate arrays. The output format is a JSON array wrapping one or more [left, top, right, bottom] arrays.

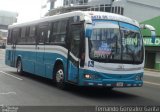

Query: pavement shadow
[[9, 71, 139, 100]]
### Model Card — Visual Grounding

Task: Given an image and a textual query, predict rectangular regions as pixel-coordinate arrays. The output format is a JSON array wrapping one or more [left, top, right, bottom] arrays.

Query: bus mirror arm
[[140, 24, 156, 43]]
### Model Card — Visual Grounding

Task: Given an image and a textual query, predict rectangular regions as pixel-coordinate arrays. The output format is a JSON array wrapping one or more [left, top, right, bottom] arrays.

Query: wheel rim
[[56, 69, 64, 83], [17, 61, 21, 73]]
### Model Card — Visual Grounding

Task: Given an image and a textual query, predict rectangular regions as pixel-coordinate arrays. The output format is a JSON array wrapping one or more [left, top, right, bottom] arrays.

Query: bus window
[[12, 28, 20, 44], [37, 23, 49, 44], [50, 20, 67, 45], [28, 25, 36, 44], [70, 25, 82, 57], [7, 30, 12, 45], [18, 27, 26, 44]]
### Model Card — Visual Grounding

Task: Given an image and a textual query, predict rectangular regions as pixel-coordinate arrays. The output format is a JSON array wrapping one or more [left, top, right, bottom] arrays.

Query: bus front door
[[67, 24, 82, 83]]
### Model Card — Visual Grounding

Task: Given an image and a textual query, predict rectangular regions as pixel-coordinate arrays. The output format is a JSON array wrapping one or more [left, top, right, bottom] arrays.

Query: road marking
[[0, 92, 16, 95], [0, 71, 23, 81], [144, 81, 160, 86]]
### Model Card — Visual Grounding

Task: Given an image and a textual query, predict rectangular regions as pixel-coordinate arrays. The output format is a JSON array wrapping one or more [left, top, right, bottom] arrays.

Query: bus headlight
[[84, 74, 92, 79]]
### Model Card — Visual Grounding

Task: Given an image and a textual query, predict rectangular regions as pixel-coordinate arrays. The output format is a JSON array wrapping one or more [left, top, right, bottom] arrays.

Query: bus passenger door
[[67, 24, 83, 83]]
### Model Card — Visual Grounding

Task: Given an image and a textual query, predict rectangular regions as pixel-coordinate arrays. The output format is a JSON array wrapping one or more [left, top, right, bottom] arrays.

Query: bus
[[5, 11, 156, 89]]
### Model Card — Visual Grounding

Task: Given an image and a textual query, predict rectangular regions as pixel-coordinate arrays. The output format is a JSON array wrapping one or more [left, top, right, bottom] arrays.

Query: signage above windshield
[[90, 13, 139, 27]]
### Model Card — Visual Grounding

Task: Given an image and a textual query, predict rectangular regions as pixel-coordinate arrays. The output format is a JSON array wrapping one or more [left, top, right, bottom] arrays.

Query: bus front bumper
[[82, 79, 143, 87]]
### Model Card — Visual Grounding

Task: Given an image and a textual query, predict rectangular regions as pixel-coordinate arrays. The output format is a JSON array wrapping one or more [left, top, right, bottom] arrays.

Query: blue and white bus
[[5, 11, 155, 89]]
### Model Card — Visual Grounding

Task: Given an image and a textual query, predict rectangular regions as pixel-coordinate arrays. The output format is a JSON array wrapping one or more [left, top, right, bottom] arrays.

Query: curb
[[144, 68, 160, 72]]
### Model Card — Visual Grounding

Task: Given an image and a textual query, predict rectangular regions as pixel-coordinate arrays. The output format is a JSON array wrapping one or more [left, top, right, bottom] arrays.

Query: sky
[[0, 0, 63, 23], [0, 0, 64, 23]]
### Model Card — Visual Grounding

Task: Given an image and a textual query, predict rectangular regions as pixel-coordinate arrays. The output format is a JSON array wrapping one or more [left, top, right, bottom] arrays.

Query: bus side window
[[50, 20, 67, 45], [37, 23, 49, 45], [12, 28, 20, 44], [7, 30, 12, 45], [28, 25, 36, 44], [19, 27, 27, 44]]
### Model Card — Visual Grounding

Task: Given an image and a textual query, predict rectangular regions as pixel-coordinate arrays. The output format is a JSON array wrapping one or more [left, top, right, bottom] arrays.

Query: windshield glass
[[88, 20, 143, 64]]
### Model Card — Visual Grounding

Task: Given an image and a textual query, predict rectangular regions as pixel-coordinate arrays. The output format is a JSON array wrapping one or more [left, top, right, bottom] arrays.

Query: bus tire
[[17, 59, 23, 75], [55, 64, 67, 89]]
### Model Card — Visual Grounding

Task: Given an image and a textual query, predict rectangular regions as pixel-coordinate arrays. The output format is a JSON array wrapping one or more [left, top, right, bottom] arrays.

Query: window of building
[[84, 0, 88, 4], [91, 8, 95, 11], [95, 7, 99, 11], [115, 7, 117, 13], [118, 7, 121, 14], [105, 6, 111, 12], [100, 6, 104, 12], [121, 7, 124, 15], [111, 7, 114, 13], [79, 0, 83, 5]]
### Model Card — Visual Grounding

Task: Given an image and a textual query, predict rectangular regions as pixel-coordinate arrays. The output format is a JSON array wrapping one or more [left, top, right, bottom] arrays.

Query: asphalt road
[[0, 49, 160, 106]]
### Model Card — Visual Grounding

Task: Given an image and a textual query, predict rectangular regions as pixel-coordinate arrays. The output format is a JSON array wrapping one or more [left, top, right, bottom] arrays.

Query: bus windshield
[[89, 21, 144, 64]]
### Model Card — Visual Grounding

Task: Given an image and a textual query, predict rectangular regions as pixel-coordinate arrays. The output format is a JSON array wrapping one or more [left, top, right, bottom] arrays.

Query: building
[[43, 0, 114, 16], [0, 10, 18, 48], [43, 0, 160, 70]]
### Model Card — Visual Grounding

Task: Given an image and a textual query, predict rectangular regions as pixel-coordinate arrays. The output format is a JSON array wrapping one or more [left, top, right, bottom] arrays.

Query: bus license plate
[[116, 82, 124, 87]]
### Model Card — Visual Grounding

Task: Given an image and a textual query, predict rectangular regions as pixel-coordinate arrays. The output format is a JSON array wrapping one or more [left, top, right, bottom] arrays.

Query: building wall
[[0, 10, 17, 48], [63, 0, 89, 6], [112, 0, 160, 22], [0, 10, 17, 29]]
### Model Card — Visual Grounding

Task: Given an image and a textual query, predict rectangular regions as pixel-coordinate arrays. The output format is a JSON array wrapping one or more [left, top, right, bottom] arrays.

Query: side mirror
[[140, 24, 156, 43], [151, 31, 156, 43]]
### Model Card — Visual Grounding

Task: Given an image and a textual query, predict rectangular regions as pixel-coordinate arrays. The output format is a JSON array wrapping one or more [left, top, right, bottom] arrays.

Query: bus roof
[[9, 11, 139, 28]]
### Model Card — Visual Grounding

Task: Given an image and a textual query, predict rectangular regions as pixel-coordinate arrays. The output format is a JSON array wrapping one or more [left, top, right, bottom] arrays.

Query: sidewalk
[[144, 69, 160, 77], [144, 68, 160, 72]]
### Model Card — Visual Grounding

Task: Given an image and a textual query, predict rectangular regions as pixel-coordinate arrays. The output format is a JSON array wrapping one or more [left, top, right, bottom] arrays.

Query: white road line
[[144, 81, 160, 86], [0, 92, 16, 95], [0, 71, 23, 81]]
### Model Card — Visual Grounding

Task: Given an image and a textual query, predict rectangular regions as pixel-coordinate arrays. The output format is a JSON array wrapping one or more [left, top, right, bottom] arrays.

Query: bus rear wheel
[[55, 64, 67, 89], [17, 59, 23, 75]]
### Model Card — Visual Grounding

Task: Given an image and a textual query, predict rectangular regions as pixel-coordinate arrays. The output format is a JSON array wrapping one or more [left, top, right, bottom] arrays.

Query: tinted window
[[7, 30, 12, 44], [50, 20, 67, 44], [12, 28, 20, 44], [27, 25, 36, 44], [19, 27, 26, 44], [37, 23, 49, 44]]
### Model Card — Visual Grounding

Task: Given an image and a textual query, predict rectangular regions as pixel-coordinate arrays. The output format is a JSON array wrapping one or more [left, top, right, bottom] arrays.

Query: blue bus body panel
[[5, 49, 67, 80], [5, 48, 143, 87], [78, 69, 143, 87]]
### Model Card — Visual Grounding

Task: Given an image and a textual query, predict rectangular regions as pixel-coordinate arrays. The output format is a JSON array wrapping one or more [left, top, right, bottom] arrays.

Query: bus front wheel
[[55, 64, 67, 89], [17, 59, 23, 74]]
